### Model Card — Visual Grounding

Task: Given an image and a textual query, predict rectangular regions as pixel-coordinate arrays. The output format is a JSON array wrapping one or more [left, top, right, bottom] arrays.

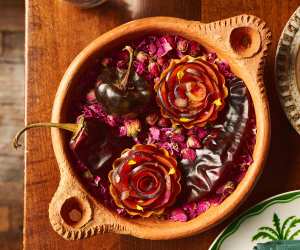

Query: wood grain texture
[[0, 0, 25, 31], [25, 0, 300, 249]]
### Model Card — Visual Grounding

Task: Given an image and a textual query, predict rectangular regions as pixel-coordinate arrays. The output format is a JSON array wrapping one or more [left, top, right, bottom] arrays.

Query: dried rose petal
[[124, 119, 141, 137], [148, 42, 157, 56], [157, 117, 171, 127], [149, 127, 160, 140], [148, 61, 160, 77], [181, 148, 196, 161], [134, 60, 146, 75], [136, 51, 149, 63], [217, 61, 234, 79], [169, 208, 188, 222], [156, 37, 173, 57], [187, 135, 201, 148], [118, 126, 127, 137], [177, 39, 189, 53], [171, 133, 185, 143], [207, 52, 217, 63], [109, 144, 181, 217], [189, 41, 202, 57]]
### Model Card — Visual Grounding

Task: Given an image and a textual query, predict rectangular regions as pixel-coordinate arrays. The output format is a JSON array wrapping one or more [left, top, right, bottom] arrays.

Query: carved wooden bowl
[[49, 15, 271, 240]]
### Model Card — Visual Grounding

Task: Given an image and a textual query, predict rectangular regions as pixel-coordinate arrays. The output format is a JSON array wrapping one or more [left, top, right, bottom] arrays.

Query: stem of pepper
[[118, 46, 134, 91], [13, 116, 85, 149]]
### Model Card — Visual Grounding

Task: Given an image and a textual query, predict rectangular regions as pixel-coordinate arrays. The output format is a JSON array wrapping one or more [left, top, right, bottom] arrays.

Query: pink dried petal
[[171, 133, 185, 143], [196, 127, 208, 140], [169, 208, 188, 222], [148, 43, 157, 56], [189, 41, 202, 56], [207, 52, 217, 63], [149, 127, 160, 140], [156, 37, 173, 57], [124, 119, 141, 137], [177, 39, 189, 53], [187, 135, 201, 148], [196, 200, 210, 214], [159, 142, 173, 153], [148, 61, 160, 77], [157, 56, 167, 66], [182, 202, 197, 218], [208, 195, 222, 206], [164, 35, 176, 48], [134, 60, 145, 75], [136, 51, 149, 63], [119, 126, 127, 136], [157, 117, 171, 127], [82, 103, 107, 120], [181, 148, 196, 161], [94, 176, 101, 187], [217, 61, 234, 79], [106, 115, 118, 127]]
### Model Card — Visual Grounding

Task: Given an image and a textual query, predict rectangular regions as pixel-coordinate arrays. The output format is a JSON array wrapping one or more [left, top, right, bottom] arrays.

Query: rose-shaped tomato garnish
[[154, 55, 228, 128], [109, 144, 181, 217]]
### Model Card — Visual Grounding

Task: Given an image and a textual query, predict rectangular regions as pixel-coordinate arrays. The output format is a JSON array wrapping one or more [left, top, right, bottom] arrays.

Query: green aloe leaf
[[284, 218, 300, 239], [257, 226, 280, 239], [281, 216, 296, 239], [252, 231, 277, 241], [288, 229, 300, 240], [272, 213, 282, 238]]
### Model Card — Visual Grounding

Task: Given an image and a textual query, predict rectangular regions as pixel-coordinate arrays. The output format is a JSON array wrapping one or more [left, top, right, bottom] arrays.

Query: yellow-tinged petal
[[136, 205, 144, 211], [213, 98, 222, 107], [128, 160, 136, 165], [168, 168, 176, 175], [179, 117, 191, 122], [177, 70, 184, 80]]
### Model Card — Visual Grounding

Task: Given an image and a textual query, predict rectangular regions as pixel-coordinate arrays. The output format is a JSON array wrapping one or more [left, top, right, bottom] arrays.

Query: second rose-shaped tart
[[154, 55, 228, 128], [109, 144, 181, 217]]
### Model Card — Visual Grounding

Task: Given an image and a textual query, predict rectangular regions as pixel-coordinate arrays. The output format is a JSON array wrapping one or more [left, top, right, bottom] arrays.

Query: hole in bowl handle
[[189, 15, 271, 96], [48, 176, 124, 240]]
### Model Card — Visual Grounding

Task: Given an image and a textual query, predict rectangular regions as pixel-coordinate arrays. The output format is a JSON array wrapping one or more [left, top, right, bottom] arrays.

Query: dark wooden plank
[[0, 0, 25, 31], [25, 0, 300, 249]]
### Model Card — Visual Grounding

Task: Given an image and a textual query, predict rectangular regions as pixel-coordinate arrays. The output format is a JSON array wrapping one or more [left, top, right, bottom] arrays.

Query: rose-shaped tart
[[109, 144, 181, 217], [154, 55, 228, 128]]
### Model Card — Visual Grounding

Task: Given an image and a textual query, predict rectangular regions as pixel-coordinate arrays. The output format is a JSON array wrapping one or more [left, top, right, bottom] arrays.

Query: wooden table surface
[[25, 0, 300, 249]]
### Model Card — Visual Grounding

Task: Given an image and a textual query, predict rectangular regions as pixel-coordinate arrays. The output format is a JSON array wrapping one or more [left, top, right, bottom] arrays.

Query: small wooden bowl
[[49, 15, 271, 240]]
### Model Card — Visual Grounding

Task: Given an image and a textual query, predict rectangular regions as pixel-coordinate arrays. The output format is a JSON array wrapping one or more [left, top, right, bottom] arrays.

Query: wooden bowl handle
[[190, 14, 271, 93], [48, 170, 123, 240]]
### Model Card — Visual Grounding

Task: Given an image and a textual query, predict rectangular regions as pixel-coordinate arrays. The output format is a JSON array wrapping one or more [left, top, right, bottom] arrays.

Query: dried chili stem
[[13, 116, 85, 149]]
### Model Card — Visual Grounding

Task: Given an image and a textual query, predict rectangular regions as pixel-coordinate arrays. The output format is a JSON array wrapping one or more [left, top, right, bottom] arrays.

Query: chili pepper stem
[[118, 46, 134, 91], [13, 120, 84, 149]]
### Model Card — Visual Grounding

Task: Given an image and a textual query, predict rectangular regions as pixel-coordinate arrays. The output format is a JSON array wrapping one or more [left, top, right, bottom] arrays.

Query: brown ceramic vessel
[[49, 15, 271, 240]]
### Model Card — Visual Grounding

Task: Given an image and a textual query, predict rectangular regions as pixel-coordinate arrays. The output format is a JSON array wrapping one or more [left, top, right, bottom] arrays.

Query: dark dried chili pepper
[[13, 116, 133, 173], [95, 46, 152, 116], [181, 77, 251, 202]]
